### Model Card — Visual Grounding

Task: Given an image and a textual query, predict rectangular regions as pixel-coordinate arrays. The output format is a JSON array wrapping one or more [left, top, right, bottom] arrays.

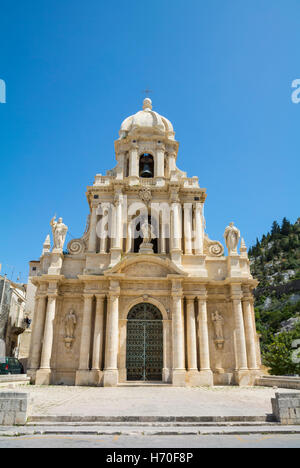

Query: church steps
[[28, 415, 275, 424]]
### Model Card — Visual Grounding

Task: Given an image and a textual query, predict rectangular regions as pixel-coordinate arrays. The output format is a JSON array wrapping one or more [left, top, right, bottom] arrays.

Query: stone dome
[[119, 98, 175, 140]]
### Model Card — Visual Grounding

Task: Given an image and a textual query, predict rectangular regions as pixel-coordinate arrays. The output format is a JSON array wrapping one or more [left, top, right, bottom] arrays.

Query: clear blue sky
[[0, 0, 299, 282]]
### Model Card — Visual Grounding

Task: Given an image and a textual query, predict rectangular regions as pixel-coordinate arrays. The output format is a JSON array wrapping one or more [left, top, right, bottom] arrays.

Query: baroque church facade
[[28, 98, 262, 387]]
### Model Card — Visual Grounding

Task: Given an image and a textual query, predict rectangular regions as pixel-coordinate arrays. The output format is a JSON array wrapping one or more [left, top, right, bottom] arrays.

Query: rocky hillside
[[248, 217, 300, 374]]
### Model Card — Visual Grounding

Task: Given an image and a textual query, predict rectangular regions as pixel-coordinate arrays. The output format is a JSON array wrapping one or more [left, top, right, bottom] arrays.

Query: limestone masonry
[[27, 98, 262, 387]]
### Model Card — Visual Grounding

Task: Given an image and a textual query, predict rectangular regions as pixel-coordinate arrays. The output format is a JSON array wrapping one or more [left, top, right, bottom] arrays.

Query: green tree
[[271, 220, 281, 238], [281, 217, 291, 236], [263, 324, 300, 375]]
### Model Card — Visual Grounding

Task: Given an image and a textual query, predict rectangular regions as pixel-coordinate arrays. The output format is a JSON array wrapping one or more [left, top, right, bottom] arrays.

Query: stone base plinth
[[170, 249, 182, 265], [227, 255, 241, 278], [139, 243, 154, 254], [48, 251, 64, 275], [103, 370, 119, 387], [27, 369, 37, 384], [213, 372, 234, 386], [234, 369, 262, 386], [198, 370, 214, 386], [162, 368, 172, 384], [91, 370, 104, 386], [75, 370, 99, 386], [172, 369, 186, 387], [186, 370, 213, 386], [186, 370, 201, 386], [35, 369, 52, 385], [110, 248, 122, 266]]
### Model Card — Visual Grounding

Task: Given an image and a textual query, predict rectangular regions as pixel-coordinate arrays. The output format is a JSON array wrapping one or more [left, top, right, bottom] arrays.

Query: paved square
[[3, 385, 299, 417]]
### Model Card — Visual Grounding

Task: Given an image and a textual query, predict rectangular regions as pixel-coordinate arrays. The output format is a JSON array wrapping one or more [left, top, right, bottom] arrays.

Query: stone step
[[3, 425, 300, 438], [117, 382, 172, 387], [26, 421, 280, 428], [29, 415, 275, 424]]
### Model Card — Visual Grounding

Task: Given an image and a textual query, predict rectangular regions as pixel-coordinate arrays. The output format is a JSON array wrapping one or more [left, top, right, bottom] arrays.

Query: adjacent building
[[0, 275, 27, 360]]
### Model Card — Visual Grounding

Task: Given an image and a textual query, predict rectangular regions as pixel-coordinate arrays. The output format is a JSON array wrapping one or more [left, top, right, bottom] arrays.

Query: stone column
[[118, 318, 127, 382], [103, 282, 120, 387], [75, 294, 94, 386], [92, 295, 105, 371], [232, 286, 248, 384], [162, 319, 172, 383], [168, 151, 176, 175], [111, 192, 123, 265], [194, 202, 203, 255], [242, 296, 258, 370], [184, 203, 193, 254], [129, 143, 139, 184], [197, 292, 213, 386], [155, 145, 165, 185], [186, 297, 198, 371], [160, 212, 166, 254], [171, 193, 182, 264], [35, 294, 57, 385], [172, 282, 186, 386], [116, 151, 125, 180], [88, 203, 98, 253], [28, 295, 47, 373], [125, 217, 132, 253]]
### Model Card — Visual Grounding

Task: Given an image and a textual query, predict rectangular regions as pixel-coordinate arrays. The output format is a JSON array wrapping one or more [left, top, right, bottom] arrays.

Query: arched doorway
[[126, 303, 163, 381]]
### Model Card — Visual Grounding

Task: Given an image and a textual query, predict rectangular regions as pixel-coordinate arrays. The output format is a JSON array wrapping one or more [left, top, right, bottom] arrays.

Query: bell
[[140, 162, 153, 178]]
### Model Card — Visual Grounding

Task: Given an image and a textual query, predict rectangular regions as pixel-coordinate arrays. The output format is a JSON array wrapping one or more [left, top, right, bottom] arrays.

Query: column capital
[[242, 295, 254, 304], [83, 293, 94, 300], [95, 293, 106, 300], [36, 294, 47, 301], [185, 295, 196, 302], [231, 294, 243, 302], [47, 293, 58, 300], [171, 291, 183, 298], [197, 294, 207, 303], [108, 291, 120, 299]]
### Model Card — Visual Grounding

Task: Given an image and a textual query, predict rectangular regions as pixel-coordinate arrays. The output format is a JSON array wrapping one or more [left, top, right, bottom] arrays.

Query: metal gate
[[126, 303, 163, 381]]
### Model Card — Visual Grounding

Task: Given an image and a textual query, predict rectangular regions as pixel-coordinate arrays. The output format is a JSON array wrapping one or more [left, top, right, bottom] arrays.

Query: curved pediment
[[105, 255, 188, 278]]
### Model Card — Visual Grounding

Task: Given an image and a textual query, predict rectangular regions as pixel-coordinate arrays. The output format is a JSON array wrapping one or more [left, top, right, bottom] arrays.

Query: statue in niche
[[64, 309, 77, 349], [212, 311, 225, 350], [50, 216, 68, 251], [141, 220, 155, 243], [224, 222, 240, 255]]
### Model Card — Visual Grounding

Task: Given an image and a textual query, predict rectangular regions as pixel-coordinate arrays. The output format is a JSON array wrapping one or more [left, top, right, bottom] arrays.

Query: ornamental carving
[[203, 235, 224, 257], [67, 238, 86, 255], [67, 214, 90, 255], [139, 187, 152, 204]]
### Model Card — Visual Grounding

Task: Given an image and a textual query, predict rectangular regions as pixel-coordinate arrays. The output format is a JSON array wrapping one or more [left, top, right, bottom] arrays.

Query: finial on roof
[[143, 98, 152, 111]]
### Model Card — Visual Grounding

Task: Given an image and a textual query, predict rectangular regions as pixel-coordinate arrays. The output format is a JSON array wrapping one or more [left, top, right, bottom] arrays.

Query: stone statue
[[212, 311, 224, 340], [50, 216, 68, 251], [64, 310, 77, 349], [224, 222, 240, 255], [64, 309, 77, 338], [141, 221, 155, 243]]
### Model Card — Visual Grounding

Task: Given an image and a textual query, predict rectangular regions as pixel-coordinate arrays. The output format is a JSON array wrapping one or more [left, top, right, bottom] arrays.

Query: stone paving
[[3, 385, 299, 418], [1, 433, 300, 448]]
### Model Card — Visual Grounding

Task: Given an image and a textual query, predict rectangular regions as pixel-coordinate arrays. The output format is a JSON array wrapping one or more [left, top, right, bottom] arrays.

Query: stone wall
[[0, 392, 29, 425], [256, 375, 300, 390], [272, 392, 300, 425]]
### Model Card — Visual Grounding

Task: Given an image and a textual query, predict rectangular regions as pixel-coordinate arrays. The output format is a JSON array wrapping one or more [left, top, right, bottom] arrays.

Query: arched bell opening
[[126, 303, 163, 381], [139, 154, 154, 178]]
